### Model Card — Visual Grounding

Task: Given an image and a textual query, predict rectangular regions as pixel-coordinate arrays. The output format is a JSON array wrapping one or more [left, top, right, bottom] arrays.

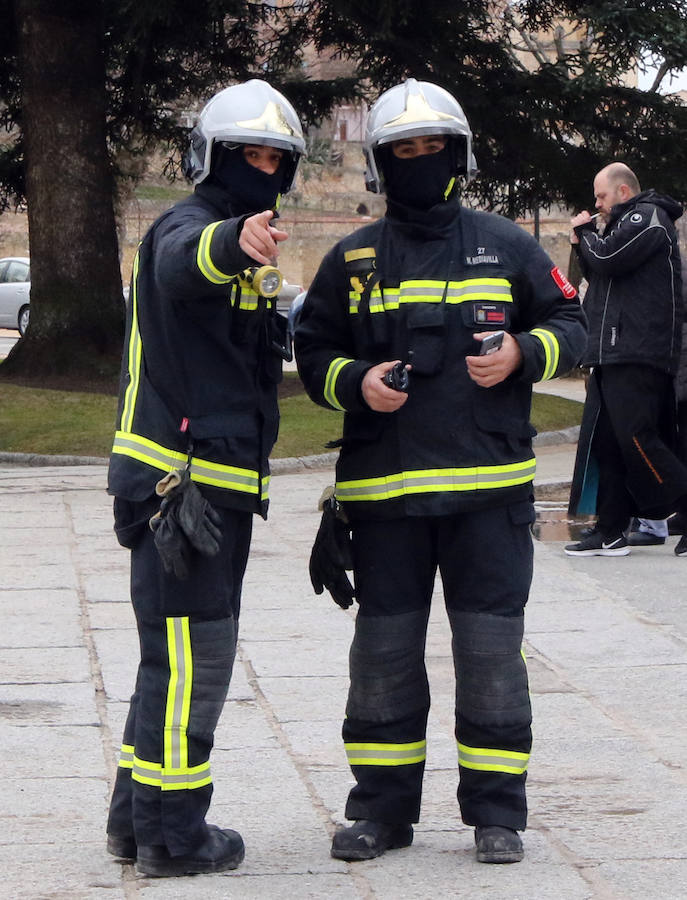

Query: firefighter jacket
[[574, 189, 683, 375], [108, 181, 286, 518], [295, 198, 588, 521]]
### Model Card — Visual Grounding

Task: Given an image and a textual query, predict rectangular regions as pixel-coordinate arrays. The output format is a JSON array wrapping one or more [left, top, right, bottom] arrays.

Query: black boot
[[474, 825, 524, 863], [106, 834, 137, 861], [136, 824, 244, 877], [331, 819, 414, 861]]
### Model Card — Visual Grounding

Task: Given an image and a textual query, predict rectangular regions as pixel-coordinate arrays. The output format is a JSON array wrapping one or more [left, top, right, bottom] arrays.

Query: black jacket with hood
[[574, 189, 683, 374]]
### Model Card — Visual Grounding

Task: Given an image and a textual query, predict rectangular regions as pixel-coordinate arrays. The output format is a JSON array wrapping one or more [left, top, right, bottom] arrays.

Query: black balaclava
[[380, 144, 454, 211], [210, 144, 285, 215]]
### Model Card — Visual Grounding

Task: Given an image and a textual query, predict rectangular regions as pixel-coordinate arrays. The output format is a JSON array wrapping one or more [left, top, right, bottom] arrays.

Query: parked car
[[287, 289, 307, 343], [275, 279, 303, 316], [0, 257, 30, 335]]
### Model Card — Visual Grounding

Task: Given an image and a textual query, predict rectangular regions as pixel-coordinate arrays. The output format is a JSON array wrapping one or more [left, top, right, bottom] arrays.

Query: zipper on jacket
[[598, 280, 613, 361]]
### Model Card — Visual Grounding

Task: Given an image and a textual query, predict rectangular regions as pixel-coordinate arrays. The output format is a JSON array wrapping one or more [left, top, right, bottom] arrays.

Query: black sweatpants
[[593, 365, 687, 536], [342, 501, 534, 831]]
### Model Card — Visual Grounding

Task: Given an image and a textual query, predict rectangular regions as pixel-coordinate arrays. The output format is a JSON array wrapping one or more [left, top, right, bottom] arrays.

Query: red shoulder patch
[[550, 266, 577, 300]]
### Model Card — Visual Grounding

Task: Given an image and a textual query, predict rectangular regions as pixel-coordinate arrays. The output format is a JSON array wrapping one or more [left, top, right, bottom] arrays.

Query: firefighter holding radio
[[296, 79, 587, 865], [105, 80, 305, 877]]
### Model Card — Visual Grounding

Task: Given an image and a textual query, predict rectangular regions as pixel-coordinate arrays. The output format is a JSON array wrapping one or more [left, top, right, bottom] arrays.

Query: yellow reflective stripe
[[165, 617, 193, 773], [233, 285, 274, 311], [324, 357, 354, 410], [349, 278, 512, 314], [345, 740, 426, 767], [196, 221, 234, 284], [131, 755, 212, 791], [443, 176, 456, 200], [335, 459, 536, 502], [531, 328, 560, 381], [120, 250, 142, 434], [344, 247, 377, 262], [111, 431, 262, 496], [112, 430, 187, 470], [117, 743, 135, 770], [457, 742, 529, 775]]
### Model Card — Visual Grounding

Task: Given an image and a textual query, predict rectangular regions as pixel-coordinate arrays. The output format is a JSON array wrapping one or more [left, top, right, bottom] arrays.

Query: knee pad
[[346, 610, 430, 723], [448, 610, 530, 729], [187, 616, 237, 737]]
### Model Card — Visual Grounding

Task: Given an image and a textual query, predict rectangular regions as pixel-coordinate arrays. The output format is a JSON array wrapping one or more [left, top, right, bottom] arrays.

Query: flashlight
[[239, 265, 283, 298]]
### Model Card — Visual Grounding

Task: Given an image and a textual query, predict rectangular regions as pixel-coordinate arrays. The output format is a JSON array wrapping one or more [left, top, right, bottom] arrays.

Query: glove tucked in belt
[[149, 469, 222, 579], [309, 486, 355, 609]]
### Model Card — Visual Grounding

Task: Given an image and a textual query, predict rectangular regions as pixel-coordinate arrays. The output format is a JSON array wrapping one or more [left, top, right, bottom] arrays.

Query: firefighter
[[105, 80, 305, 877], [295, 79, 587, 864]]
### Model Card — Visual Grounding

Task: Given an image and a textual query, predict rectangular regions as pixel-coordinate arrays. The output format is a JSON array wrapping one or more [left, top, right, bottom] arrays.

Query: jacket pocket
[[472, 386, 535, 453], [407, 303, 446, 375]]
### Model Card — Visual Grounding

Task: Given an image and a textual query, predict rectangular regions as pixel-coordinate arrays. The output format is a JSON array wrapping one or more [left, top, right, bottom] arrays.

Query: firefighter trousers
[[106, 496, 252, 856], [343, 502, 534, 831]]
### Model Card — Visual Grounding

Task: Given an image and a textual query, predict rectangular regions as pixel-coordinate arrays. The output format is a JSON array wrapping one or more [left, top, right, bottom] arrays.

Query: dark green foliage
[[0, 0, 362, 212], [310, 0, 687, 215], [1, 1, 686, 222]]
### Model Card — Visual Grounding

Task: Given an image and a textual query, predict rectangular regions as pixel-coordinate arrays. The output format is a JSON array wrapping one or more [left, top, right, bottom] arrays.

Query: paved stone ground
[[2, 460, 687, 899]]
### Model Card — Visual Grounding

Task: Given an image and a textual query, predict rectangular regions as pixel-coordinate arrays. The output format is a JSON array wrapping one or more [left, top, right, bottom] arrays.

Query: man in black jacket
[[105, 80, 305, 876], [566, 162, 686, 556], [296, 79, 587, 865]]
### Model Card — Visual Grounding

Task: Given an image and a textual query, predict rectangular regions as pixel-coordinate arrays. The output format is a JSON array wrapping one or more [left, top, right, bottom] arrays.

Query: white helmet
[[364, 79, 474, 194], [183, 79, 306, 191]]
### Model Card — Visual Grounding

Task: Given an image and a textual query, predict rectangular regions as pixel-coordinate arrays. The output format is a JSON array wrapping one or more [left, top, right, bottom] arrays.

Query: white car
[[0, 257, 30, 335]]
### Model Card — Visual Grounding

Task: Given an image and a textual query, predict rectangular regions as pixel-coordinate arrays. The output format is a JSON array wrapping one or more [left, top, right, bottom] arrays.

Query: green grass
[[134, 184, 191, 203], [0, 375, 582, 460]]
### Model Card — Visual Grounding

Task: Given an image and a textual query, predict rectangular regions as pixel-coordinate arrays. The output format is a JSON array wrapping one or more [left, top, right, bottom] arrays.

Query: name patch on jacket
[[473, 302, 506, 325], [466, 246, 499, 265], [550, 266, 577, 300]]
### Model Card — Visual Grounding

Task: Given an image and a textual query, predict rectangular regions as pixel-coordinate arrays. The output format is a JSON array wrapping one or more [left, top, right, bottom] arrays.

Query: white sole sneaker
[[564, 544, 631, 557]]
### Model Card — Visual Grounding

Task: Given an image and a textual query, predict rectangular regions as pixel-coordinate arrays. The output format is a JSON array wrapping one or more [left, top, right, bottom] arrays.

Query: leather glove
[[149, 498, 192, 580], [309, 486, 355, 609], [149, 469, 223, 579]]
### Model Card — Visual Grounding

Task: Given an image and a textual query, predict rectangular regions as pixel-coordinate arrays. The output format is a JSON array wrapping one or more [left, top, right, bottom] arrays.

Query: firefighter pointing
[[105, 80, 305, 877], [296, 79, 587, 864]]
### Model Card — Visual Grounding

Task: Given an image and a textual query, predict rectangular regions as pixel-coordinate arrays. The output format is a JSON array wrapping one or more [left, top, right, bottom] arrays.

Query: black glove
[[149, 469, 223, 579], [309, 488, 355, 609], [150, 499, 192, 579]]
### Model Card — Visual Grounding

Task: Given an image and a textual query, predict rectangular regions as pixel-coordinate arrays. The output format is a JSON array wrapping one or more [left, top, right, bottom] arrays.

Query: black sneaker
[[668, 513, 687, 536], [330, 819, 414, 861], [675, 534, 687, 556], [475, 826, 524, 863], [136, 824, 244, 877], [628, 531, 665, 546], [564, 532, 630, 557]]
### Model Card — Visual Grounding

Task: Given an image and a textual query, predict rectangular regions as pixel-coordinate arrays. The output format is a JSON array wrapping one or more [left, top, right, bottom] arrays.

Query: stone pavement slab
[[1, 462, 687, 898]]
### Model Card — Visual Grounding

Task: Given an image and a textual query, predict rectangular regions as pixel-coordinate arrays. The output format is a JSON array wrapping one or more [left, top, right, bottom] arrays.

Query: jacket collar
[[385, 196, 460, 238]]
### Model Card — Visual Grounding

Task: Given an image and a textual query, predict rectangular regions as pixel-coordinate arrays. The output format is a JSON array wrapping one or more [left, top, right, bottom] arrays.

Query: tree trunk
[[3, 0, 124, 385]]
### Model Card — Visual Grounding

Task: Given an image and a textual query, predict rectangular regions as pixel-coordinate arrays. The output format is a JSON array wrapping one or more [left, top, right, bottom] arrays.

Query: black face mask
[[211, 145, 284, 215], [383, 146, 454, 211]]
